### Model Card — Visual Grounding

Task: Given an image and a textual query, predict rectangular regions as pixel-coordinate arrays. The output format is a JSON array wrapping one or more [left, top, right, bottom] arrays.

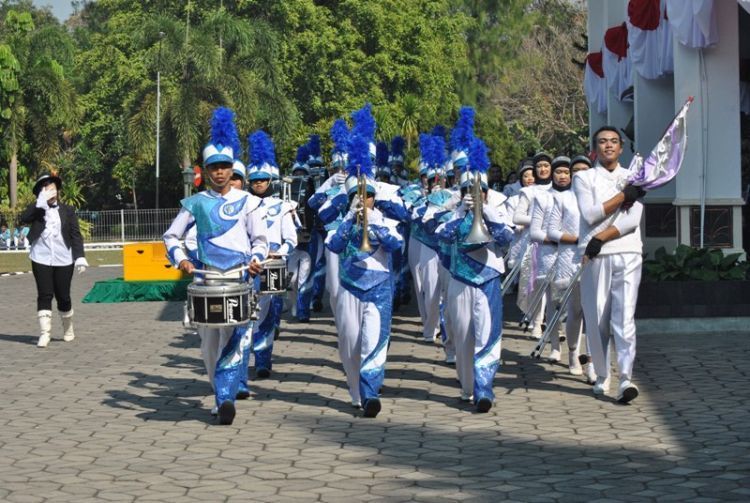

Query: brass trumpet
[[357, 172, 373, 253], [465, 172, 492, 245]]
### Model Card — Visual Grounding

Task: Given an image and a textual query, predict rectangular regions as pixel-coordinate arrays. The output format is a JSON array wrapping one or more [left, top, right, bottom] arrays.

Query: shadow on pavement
[[0, 333, 38, 345]]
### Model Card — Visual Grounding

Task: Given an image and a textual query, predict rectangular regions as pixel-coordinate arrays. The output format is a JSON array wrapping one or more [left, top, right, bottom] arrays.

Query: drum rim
[[187, 282, 251, 294]]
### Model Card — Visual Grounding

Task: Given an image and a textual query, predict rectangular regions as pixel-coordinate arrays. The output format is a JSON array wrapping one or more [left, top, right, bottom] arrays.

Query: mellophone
[[187, 258, 290, 327]]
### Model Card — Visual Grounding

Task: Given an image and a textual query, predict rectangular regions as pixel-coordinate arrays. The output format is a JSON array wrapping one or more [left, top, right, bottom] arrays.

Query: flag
[[627, 96, 693, 190]]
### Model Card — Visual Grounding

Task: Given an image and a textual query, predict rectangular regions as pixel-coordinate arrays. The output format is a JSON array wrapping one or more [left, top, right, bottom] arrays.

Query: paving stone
[[1, 267, 749, 501]]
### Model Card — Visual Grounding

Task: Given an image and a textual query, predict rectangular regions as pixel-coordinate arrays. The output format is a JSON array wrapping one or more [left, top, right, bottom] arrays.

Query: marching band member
[[575, 126, 645, 403], [437, 136, 513, 413], [308, 119, 350, 318], [327, 132, 403, 417], [288, 144, 315, 322], [528, 156, 571, 362], [547, 154, 594, 379], [307, 135, 328, 313], [245, 130, 297, 382], [513, 152, 553, 338], [164, 108, 268, 425]]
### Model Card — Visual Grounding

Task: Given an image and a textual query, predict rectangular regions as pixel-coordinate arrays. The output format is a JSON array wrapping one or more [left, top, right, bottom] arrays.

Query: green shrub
[[643, 245, 749, 282]]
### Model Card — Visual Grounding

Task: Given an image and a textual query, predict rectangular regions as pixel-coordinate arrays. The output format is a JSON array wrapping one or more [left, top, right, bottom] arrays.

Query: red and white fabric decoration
[[603, 23, 632, 100], [627, 0, 673, 79], [584, 52, 607, 114], [665, 0, 718, 49]]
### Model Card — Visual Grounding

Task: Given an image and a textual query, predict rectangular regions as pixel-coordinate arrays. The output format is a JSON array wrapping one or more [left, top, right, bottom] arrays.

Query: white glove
[[368, 229, 378, 241], [332, 172, 346, 186], [36, 187, 53, 209], [463, 193, 474, 210], [75, 257, 89, 274], [349, 194, 361, 212]]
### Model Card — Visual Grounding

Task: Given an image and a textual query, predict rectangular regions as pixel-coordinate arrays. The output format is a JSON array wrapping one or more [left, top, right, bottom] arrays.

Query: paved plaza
[[0, 267, 749, 502]]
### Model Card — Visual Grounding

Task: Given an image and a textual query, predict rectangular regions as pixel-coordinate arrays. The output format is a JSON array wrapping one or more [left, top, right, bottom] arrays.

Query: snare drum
[[188, 282, 254, 327], [259, 259, 289, 295]]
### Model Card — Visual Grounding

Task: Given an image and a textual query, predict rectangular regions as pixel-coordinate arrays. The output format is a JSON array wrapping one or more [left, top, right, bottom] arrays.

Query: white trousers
[[419, 246, 441, 341], [438, 263, 455, 359], [325, 248, 340, 318], [408, 237, 426, 321], [580, 253, 642, 381], [288, 247, 311, 317]]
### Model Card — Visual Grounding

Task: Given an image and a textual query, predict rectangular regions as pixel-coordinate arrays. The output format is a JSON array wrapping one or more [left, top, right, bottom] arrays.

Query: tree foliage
[[0, 0, 588, 213]]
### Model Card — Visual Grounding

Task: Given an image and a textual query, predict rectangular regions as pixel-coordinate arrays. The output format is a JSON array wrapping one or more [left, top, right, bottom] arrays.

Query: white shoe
[[617, 380, 639, 404], [460, 391, 473, 402], [210, 406, 218, 416], [351, 399, 362, 409], [592, 377, 610, 396], [444, 353, 456, 364], [568, 353, 583, 375], [548, 349, 561, 363], [60, 310, 75, 342], [37, 310, 52, 348], [530, 327, 542, 340], [585, 363, 597, 384]]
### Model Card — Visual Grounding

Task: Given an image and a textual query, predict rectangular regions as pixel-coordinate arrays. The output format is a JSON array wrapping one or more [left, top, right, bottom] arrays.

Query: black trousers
[[31, 261, 74, 312]]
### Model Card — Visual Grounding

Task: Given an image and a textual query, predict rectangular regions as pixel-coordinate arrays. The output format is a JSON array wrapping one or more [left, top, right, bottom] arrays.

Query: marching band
[[164, 100, 689, 425]]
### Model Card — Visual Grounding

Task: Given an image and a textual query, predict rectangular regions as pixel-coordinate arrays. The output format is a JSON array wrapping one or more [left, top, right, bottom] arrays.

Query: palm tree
[[127, 5, 298, 178], [0, 10, 78, 209]]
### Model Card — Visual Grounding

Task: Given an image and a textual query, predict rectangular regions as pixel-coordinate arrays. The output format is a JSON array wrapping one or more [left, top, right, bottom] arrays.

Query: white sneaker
[[585, 363, 597, 384], [530, 327, 542, 340], [568, 353, 583, 375], [548, 349, 561, 363], [592, 377, 610, 396], [460, 391, 473, 402], [351, 399, 362, 409], [617, 380, 639, 404], [444, 353, 456, 364], [210, 406, 218, 416], [37, 334, 51, 348]]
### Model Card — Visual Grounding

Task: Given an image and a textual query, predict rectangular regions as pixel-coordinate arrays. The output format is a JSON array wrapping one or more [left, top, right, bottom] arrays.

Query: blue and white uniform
[[326, 206, 403, 406], [164, 187, 268, 412], [437, 189, 513, 405]]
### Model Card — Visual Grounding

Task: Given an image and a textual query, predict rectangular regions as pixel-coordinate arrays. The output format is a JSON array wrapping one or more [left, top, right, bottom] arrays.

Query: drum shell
[[188, 282, 253, 327], [259, 259, 290, 295]]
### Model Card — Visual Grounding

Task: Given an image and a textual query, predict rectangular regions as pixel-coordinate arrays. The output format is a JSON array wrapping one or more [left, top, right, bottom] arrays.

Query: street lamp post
[[182, 166, 195, 199], [155, 31, 165, 209]]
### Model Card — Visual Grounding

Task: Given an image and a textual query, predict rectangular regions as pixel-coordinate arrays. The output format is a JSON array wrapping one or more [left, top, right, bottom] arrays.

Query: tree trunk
[[9, 150, 18, 210]]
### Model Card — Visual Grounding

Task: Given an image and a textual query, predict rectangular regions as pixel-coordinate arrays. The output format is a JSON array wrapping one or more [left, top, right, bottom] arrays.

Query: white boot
[[568, 349, 583, 375], [37, 310, 53, 348], [60, 310, 75, 342]]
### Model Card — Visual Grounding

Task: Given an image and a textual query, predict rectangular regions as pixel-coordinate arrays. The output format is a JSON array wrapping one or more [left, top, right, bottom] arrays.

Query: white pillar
[[672, 0, 744, 254], [587, 0, 606, 146]]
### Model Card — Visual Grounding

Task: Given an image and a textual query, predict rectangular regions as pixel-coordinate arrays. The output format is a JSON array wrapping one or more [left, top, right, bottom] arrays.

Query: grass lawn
[[0, 250, 123, 274]]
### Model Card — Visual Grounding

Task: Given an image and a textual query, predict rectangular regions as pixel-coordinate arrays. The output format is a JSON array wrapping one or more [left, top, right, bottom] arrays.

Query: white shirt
[[29, 204, 73, 266]]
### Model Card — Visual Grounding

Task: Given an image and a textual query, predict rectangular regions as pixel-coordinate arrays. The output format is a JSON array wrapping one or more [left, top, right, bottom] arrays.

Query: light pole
[[182, 166, 195, 199], [155, 31, 165, 209]]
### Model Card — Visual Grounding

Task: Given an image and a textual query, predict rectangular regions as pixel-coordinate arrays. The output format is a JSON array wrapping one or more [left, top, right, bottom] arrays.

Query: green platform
[[82, 278, 190, 303]]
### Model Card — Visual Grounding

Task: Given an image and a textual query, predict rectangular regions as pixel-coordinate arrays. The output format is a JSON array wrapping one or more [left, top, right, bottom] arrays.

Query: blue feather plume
[[210, 107, 241, 159], [330, 119, 350, 154], [468, 137, 490, 173], [307, 134, 321, 158], [449, 106, 475, 153], [431, 125, 447, 140], [432, 135, 447, 167], [346, 134, 374, 178], [376, 142, 389, 167], [248, 130, 276, 167], [295, 144, 310, 164], [390, 136, 405, 157], [351, 103, 376, 141], [419, 133, 432, 163]]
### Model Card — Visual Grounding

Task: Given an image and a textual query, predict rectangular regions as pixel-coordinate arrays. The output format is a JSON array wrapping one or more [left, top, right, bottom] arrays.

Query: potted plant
[[637, 245, 750, 318]]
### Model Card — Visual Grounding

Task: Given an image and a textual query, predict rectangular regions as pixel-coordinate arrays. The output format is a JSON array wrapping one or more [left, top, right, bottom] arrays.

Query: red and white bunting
[[627, 0, 673, 79], [603, 23, 632, 100], [584, 52, 607, 114], [665, 0, 718, 49]]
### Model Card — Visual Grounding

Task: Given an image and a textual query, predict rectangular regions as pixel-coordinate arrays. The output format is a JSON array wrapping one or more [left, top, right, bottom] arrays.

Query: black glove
[[584, 237, 603, 259], [622, 184, 646, 204]]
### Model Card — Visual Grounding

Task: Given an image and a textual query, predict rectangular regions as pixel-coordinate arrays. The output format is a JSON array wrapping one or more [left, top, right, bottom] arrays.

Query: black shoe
[[401, 292, 411, 305], [256, 368, 271, 379], [578, 354, 590, 365], [393, 297, 401, 312], [363, 398, 381, 418], [274, 327, 280, 340], [297, 317, 310, 323], [476, 397, 493, 413], [236, 390, 250, 400], [312, 299, 323, 312], [218, 401, 236, 425]]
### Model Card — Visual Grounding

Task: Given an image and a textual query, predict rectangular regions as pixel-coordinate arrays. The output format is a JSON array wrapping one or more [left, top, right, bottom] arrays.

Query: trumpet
[[357, 172, 372, 253], [465, 172, 492, 245]]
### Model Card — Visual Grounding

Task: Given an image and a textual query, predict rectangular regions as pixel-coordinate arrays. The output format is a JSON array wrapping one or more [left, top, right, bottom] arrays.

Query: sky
[[31, 0, 75, 22]]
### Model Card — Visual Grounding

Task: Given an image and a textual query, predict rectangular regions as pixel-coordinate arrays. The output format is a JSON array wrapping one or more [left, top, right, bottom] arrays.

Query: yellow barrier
[[123, 242, 187, 281]]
